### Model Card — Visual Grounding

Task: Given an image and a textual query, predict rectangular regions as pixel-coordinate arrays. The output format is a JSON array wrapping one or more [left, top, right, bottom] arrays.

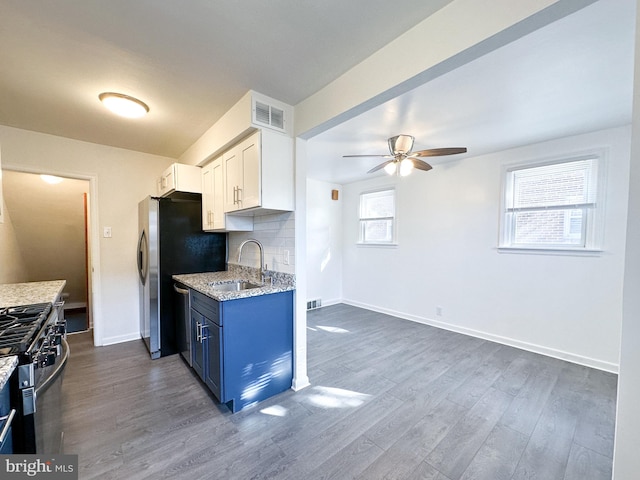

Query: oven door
[[34, 337, 69, 454]]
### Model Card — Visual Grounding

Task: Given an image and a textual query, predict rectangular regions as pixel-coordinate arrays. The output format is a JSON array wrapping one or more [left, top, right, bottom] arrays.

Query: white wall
[[3, 171, 89, 306], [306, 178, 342, 306], [339, 126, 630, 371], [0, 125, 175, 345], [612, 1, 640, 475], [0, 200, 29, 284]]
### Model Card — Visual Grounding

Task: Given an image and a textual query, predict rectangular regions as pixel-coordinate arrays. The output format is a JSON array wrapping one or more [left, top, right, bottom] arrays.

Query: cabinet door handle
[[201, 325, 208, 342], [233, 186, 238, 204], [161, 177, 167, 188], [237, 187, 242, 204], [196, 321, 201, 342]]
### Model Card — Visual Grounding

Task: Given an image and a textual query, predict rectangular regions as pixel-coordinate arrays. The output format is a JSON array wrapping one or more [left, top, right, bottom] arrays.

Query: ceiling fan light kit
[[344, 134, 467, 177]]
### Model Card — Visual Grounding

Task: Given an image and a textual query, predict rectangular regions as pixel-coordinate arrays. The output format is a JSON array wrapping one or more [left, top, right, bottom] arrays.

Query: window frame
[[498, 151, 606, 255], [357, 187, 397, 246]]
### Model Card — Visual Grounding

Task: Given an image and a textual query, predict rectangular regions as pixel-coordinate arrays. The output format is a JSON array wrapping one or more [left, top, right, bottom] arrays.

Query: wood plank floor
[[61, 304, 617, 479]]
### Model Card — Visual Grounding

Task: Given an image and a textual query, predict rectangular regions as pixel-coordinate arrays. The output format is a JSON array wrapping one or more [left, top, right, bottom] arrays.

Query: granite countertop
[[0, 280, 67, 308], [0, 355, 18, 390], [0, 280, 66, 387], [174, 264, 295, 302], [0, 356, 18, 391]]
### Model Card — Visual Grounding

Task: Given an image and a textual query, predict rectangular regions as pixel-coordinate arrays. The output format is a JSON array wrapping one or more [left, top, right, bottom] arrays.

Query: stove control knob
[[54, 322, 66, 335], [50, 333, 62, 346], [39, 349, 57, 368]]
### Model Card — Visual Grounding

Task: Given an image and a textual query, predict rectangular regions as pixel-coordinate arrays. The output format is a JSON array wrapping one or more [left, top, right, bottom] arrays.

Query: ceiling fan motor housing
[[389, 134, 414, 155]]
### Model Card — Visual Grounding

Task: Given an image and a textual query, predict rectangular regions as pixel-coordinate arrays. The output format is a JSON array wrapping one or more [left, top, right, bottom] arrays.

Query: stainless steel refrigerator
[[137, 194, 226, 359]]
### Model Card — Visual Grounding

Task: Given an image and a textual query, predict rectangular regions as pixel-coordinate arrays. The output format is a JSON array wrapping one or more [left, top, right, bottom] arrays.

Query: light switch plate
[[103, 227, 112, 238]]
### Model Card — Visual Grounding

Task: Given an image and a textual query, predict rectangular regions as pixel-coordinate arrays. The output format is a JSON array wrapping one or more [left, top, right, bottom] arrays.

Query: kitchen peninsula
[[174, 266, 294, 412]]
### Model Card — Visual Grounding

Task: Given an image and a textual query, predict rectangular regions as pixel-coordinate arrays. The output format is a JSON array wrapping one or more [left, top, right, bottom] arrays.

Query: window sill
[[357, 242, 398, 248], [497, 246, 603, 256]]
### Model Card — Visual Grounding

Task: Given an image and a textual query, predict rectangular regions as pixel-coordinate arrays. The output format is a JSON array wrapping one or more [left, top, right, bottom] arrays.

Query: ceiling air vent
[[254, 100, 285, 132]]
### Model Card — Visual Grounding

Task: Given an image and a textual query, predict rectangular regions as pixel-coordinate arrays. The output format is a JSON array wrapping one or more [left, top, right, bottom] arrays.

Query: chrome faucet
[[238, 239, 265, 283]]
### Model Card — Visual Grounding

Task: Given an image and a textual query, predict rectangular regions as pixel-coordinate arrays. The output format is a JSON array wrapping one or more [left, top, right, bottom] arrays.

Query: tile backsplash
[[228, 211, 295, 274]]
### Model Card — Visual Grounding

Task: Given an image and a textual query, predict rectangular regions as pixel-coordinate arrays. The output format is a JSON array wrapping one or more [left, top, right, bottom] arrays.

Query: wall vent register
[[253, 101, 285, 132]]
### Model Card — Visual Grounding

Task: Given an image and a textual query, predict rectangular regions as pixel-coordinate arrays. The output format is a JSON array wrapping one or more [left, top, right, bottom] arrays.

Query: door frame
[[3, 166, 103, 345]]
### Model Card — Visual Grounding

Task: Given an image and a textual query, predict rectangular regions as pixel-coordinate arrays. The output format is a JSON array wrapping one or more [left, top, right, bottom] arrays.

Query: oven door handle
[[0, 409, 16, 446]]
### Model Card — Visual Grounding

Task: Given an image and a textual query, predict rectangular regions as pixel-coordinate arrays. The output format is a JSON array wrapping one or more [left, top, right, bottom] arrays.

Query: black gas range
[[0, 303, 54, 355], [0, 301, 68, 453]]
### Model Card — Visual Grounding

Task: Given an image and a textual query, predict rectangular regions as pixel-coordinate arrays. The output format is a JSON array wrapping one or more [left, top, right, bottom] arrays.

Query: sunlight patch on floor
[[317, 325, 350, 334], [304, 386, 371, 409], [260, 405, 288, 417]]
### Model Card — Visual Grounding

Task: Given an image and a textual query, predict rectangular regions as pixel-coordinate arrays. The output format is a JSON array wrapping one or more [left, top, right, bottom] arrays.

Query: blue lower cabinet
[[0, 380, 14, 453], [222, 291, 293, 412], [189, 289, 293, 413], [191, 309, 206, 380], [203, 318, 222, 401]]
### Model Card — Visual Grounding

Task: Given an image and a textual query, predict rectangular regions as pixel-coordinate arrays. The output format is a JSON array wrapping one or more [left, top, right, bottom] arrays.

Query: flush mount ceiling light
[[99, 92, 149, 118], [40, 174, 64, 184]]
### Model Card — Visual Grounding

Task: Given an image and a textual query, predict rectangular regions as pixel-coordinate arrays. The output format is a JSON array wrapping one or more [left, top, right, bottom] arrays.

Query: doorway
[[2, 170, 92, 333]]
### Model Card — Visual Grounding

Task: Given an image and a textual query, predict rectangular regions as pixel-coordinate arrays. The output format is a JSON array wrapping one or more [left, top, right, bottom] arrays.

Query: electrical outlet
[[103, 227, 112, 238], [283, 249, 290, 265], [436, 306, 443, 316]]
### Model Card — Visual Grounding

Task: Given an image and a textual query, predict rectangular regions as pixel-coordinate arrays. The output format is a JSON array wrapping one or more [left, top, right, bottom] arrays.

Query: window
[[359, 189, 396, 244], [500, 154, 603, 251]]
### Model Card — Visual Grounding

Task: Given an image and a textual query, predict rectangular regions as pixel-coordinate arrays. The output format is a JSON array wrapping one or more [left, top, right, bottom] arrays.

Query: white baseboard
[[342, 299, 619, 374], [101, 332, 140, 346], [291, 376, 311, 391]]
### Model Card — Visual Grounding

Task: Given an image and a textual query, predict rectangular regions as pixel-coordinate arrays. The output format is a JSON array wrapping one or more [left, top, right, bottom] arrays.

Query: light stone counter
[[0, 280, 66, 308], [0, 356, 18, 391], [173, 265, 294, 302], [0, 280, 66, 390]]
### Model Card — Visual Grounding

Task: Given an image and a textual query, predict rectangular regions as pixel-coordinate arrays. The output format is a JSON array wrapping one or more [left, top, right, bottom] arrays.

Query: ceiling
[[0, 0, 634, 185], [0, 0, 453, 159], [308, 0, 635, 184]]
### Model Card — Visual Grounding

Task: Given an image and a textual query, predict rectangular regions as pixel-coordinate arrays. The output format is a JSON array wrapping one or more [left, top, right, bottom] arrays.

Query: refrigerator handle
[[137, 230, 148, 285]]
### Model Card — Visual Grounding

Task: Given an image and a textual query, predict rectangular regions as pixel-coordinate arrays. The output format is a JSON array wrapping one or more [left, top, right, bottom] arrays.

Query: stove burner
[[0, 302, 52, 354]]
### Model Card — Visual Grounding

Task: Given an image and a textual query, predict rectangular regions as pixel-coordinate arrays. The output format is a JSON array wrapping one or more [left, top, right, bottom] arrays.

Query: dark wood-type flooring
[[61, 304, 616, 479]]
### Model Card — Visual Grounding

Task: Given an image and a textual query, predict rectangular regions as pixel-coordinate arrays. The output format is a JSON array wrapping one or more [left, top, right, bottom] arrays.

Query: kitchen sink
[[209, 281, 262, 292]]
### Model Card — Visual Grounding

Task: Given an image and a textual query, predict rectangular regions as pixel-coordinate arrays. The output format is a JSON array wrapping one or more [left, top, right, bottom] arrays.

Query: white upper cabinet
[[201, 160, 215, 229], [222, 129, 293, 215], [223, 132, 260, 212], [157, 163, 202, 197], [202, 156, 252, 232]]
